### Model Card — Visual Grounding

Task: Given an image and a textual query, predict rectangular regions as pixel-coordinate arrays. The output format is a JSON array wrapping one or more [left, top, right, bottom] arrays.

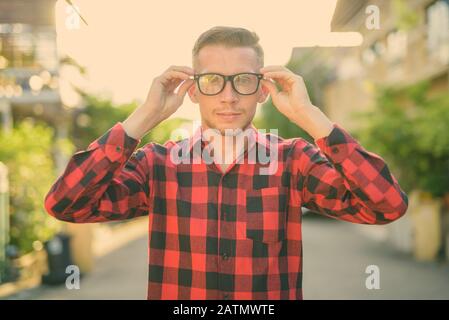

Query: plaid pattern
[[44, 122, 408, 300]]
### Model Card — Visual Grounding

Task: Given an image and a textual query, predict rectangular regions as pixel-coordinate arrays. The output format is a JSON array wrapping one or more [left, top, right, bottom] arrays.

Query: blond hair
[[192, 26, 264, 70]]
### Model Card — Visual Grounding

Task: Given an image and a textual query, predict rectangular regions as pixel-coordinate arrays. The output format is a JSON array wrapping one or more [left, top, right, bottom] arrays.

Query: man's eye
[[236, 75, 253, 84], [204, 75, 221, 84], [238, 77, 250, 83]]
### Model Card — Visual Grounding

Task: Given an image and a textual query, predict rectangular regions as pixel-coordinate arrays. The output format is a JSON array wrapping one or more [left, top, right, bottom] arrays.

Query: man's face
[[188, 45, 269, 134]]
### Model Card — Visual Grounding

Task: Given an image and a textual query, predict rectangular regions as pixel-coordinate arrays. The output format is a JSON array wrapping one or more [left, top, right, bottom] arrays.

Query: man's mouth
[[216, 112, 242, 121]]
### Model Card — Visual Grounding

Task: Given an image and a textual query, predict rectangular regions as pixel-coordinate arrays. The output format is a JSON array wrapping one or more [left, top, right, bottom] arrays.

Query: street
[[8, 215, 449, 300]]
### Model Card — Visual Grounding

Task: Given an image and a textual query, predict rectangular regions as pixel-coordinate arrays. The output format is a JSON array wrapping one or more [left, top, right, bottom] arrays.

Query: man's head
[[188, 26, 269, 134]]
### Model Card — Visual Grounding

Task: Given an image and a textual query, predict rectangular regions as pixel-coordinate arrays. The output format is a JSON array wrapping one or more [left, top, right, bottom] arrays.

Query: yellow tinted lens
[[199, 74, 223, 94]]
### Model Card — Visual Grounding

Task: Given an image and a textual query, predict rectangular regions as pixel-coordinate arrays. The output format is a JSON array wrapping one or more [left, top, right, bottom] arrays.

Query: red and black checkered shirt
[[44, 122, 408, 300]]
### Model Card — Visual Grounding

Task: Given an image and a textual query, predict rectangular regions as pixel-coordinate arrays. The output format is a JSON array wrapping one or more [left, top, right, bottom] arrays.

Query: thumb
[[176, 79, 195, 99], [261, 79, 278, 98]]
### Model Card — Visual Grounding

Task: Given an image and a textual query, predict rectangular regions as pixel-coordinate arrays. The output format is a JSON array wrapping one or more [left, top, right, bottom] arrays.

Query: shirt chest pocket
[[245, 186, 288, 243]]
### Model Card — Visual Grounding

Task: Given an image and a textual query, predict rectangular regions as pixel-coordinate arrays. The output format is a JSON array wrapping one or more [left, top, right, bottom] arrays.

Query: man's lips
[[216, 112, 242, 120], [216, 112, 241, 116]]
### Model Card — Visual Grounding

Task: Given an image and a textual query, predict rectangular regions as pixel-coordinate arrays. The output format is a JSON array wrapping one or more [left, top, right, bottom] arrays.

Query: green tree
[[0, 120, 67, 254], [355, 81, 449, 198], [72, 92, 190, 150]]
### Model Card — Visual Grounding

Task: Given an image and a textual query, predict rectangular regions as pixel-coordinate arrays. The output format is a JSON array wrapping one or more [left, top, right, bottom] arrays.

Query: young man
[[44, 26, 408, 300]]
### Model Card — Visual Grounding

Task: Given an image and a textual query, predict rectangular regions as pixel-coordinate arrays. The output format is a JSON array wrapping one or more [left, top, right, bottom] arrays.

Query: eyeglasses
[[193, 72, 264, 96]]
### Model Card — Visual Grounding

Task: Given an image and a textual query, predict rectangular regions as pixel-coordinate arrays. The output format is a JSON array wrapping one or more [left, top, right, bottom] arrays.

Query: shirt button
[[222, 253, 229, 260], [116, 146, 122, 152], [223, 293, 230, 300], [331, 147, 339, 154]]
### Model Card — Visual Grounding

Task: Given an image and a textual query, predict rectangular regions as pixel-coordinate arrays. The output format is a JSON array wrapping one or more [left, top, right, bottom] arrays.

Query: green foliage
[[0, 120, 64, 254], [140, 118, 190, 147], [73, 93, 190, 149], [393, 0, 420, 31], [72, 93, 136, 149], [355, 81, 449, 198]]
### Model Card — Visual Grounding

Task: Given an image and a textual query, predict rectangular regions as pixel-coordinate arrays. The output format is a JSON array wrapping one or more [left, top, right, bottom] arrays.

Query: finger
[[159, 71, 191, 86], [176, 79, 195, 98], [167, 65, 195, 75], [261, 79, 279, 97], [163, 70, 191, 80], [262, 71, 298, 84]]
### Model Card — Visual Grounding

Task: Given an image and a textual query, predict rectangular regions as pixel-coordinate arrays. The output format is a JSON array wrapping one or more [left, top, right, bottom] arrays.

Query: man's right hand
[[122, 65, 195, 140]]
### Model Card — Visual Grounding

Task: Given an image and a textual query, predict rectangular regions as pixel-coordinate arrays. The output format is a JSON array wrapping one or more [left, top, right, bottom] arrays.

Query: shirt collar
[[187, 123, 272, 162]]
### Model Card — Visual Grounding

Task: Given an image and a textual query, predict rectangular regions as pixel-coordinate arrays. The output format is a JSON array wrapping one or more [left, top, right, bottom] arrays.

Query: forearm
[[290, 105, 334, 141], [44, 123, 150, 223], [122, 103, 162, 140], [299, 124, 408, 224]]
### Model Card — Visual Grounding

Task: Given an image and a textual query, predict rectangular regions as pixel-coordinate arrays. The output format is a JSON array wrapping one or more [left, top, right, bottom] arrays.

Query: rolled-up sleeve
[[44, 122, 153, 223], [294, 123, 408, 225]]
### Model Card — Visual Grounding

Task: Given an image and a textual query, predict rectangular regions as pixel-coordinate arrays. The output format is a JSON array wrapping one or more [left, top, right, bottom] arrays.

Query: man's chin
[[214, 122, 250, 134]]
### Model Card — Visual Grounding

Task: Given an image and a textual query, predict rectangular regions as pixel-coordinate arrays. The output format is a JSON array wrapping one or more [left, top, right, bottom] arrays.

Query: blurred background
[[0, 0, 448, 299]]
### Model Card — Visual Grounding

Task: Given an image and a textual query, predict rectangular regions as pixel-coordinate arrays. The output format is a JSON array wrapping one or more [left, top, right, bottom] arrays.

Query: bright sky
[[54, 0, 362, 120]]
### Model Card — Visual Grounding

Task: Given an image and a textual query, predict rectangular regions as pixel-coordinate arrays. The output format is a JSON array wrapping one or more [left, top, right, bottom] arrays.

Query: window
[[427, 0, 449, 63], [386, 29, 407, 63], [0, 23, 57, 70]]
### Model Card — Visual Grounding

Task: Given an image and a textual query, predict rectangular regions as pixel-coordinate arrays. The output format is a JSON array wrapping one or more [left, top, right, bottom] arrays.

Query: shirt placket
[[213, 157, 241, 300], [201, 129, 256, 300]]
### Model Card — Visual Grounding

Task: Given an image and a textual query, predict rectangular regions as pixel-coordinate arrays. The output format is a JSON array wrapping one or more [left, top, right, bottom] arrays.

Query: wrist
[[123, 105, 162, 140], [291, 105, 334, 140]]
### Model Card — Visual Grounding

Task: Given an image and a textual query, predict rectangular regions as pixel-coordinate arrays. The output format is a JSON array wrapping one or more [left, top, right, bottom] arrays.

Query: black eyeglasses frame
[[193, 72, 264, 96]]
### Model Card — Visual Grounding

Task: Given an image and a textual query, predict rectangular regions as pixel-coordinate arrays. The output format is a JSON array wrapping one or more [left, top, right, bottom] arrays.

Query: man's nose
[[220, 80, 238, 102]]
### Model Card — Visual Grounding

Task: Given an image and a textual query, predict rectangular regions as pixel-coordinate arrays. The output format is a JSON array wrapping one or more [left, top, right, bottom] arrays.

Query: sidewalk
[[5, 215, 449, 300]]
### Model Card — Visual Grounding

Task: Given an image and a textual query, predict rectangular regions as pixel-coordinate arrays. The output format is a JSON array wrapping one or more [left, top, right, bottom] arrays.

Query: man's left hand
[[260, 65, 334, 140], [260, 65, 313, 120]]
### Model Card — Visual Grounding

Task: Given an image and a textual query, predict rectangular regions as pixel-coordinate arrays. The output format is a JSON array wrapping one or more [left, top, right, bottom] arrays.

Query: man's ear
[[257, 81, 270, 104], [187, 83, 199, 103]]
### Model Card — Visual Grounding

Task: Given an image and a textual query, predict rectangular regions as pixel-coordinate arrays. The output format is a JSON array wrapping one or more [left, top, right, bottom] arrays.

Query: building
[[0, 0, 78, 172], [326, 0, 449, 130], [323, 0, 449, 260], [0, 0, 91, 289]]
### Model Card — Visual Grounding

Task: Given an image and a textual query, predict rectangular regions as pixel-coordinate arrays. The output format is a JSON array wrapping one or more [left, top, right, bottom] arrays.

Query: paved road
[[302, 215, 449, 299], [7, 235, 149, 300], [7, 215, 449, 300]]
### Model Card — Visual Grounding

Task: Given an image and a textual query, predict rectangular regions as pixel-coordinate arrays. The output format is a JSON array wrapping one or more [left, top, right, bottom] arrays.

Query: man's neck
[[200, 123, 253, 167]]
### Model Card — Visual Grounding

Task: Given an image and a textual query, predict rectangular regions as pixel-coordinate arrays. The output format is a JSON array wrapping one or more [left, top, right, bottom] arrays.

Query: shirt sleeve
[[44, 122, 152, 223], [293, 123, 408, 225]]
